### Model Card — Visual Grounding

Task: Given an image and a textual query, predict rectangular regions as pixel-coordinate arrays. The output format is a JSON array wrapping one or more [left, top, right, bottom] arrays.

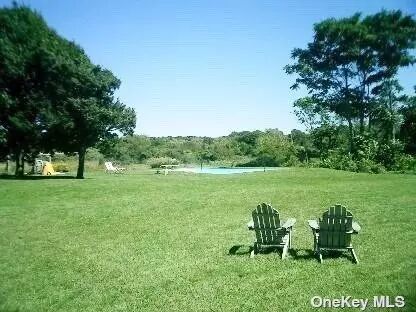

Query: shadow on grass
[[289, 248, 316, 260], [228, 246, 354, 262], [228, 245, 253, 256], [0, 174, 76, 180], [228, 245, 307, 258], [320, 249, 357, 263], [290, 248, 356, 263]]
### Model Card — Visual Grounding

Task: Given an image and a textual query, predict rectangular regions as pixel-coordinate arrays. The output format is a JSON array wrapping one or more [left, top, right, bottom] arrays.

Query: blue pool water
[[174, 167, 278, 175]]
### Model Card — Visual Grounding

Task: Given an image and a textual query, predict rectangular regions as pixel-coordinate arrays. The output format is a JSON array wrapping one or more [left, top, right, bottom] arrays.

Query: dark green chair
[[247, 203, 296, 259], [308, 204, 361, 263]]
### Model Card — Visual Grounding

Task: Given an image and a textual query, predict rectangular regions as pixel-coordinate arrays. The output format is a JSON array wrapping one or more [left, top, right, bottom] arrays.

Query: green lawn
[[1, 168, 415, 311]]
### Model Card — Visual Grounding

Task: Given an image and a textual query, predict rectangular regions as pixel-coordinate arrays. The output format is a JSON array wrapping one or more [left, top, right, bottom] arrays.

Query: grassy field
[[0, 168, 415, 311]]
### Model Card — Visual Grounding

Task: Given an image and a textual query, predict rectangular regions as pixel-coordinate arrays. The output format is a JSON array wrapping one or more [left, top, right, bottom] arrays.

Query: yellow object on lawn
[[42, 162, 56, 176]]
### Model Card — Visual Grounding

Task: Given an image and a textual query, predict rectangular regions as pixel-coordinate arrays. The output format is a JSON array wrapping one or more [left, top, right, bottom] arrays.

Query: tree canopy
[[285, 10, 416, 152], [0, 4, 136, 178]]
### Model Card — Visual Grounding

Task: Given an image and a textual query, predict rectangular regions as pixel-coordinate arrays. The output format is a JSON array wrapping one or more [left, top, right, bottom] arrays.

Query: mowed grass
[[0, 168, 415, 312]]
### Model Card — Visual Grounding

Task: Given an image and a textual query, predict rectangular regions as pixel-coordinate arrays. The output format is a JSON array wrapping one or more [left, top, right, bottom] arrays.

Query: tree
[[289, 129, 317, 163], [0, 4, 64, 175], [400, 87, 416, 154], [255, 131, 295, 166], [43, 60, 136, 178], [372, 79, 406, 141], [285, 10, 416, 153], [0, 4, 136, 178]]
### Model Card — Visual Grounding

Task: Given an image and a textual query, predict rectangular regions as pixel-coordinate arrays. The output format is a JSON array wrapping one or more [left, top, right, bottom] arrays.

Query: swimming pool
[[173, 167, 278, 175]]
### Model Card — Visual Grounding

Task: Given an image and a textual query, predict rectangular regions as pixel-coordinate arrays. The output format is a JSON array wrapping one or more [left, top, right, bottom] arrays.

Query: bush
[[53, 163, 69, 172], [146, 157, 179, 168], [375, 140, 404, 170], [303, 158, 321, 168], [85, 148, 104, 162], [283, 155, 301, 167], [392, 154, 416, 172], [370, 163, 386, 174], [318, 150, 385, 174], [320, 151, 355, 171], [356, 159, 385, 174], [356, 159, 372, 173]]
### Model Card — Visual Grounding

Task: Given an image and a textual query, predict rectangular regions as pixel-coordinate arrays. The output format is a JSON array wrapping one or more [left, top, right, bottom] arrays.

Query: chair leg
[[350, 248, 359, 264], [281, 242, 289, 260], [313, 232, 318, 253], [250, 243, 257, 258], [317, 248, 323, 263]]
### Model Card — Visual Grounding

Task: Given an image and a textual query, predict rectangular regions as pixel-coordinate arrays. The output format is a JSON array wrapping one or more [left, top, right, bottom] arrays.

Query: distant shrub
[[318, 150, 387, 174], [355, 159, 385, 174], [343, 158, 359, 172], [51, 153, 76, 162], [85, 148, 104, 162], [304, 158, 321, 168], [391, 154, 416, 172], [375, 140, 404, 170], [283, 155, 301, 167], [356, 159, 372, 173], [146, 157, 179, 168], [370, 163, 386, 174], [53, 163, 69, 172], [320, 151, 352, 171]]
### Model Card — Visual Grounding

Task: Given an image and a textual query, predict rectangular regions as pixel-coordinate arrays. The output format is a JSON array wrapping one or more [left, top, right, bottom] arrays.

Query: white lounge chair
[[104, 161, 126, 173]]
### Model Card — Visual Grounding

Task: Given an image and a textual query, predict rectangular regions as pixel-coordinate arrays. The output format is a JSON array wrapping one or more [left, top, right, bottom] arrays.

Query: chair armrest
[[281, 218, 296, 229], [308, 219, 319, 231], [247, 220, 254, 230], [352, 221, 361, 234]]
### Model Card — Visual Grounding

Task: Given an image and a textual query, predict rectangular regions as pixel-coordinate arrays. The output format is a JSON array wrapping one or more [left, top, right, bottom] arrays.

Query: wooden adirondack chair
[[247, 203, 296, 259], [308, 204, 361, 263]]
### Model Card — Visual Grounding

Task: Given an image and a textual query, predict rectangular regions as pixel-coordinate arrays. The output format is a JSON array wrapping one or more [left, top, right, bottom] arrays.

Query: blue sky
[[4, 0, 416, 137]]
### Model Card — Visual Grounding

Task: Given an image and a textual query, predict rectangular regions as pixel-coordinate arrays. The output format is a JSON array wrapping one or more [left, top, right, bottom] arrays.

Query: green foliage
[[375, 140, 404, 170], [319, 150, 387, 174], [400, 92, 416, 154], [146, 157, 179, 168], [85, 148, 104, 162], [311, 125, 348, 159], [0, 5, 65, 175], [255, 130, 295, 166], [52, 163, 69, 172], [286, 10, 416, 152], [352, 134, 379, 161], [0, 4, 136, 178], [356, 159, 385, 174], [391, 154, 416, 172]]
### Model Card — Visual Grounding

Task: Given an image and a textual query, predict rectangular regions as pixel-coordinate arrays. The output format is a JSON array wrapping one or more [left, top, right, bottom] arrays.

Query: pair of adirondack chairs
[[248, 203, 361, 263]]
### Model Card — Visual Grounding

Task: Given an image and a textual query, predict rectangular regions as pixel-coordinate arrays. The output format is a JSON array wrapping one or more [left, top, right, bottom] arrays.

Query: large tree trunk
[[76, 146, 86, 179], [347, 118, 354, 153], [359, 111, 365, 135], [14, 149, 24, 177], [5, 155, 9, 174]]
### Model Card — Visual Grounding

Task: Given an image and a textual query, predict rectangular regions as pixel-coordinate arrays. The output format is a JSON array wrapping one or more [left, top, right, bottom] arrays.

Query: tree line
[[0, 4, 136, 178], [100, 10, 416, 173], [96, 119, 415, 172], [284, 10, 416, 172]]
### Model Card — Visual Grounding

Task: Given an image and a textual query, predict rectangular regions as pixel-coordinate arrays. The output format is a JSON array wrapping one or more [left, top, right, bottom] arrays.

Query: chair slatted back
[[252, 203, 285, 245], [318, 204, 353, 248]]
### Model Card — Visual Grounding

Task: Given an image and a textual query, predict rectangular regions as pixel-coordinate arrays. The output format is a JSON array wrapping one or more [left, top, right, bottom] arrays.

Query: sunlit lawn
[[1, 168, 415, 311]]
